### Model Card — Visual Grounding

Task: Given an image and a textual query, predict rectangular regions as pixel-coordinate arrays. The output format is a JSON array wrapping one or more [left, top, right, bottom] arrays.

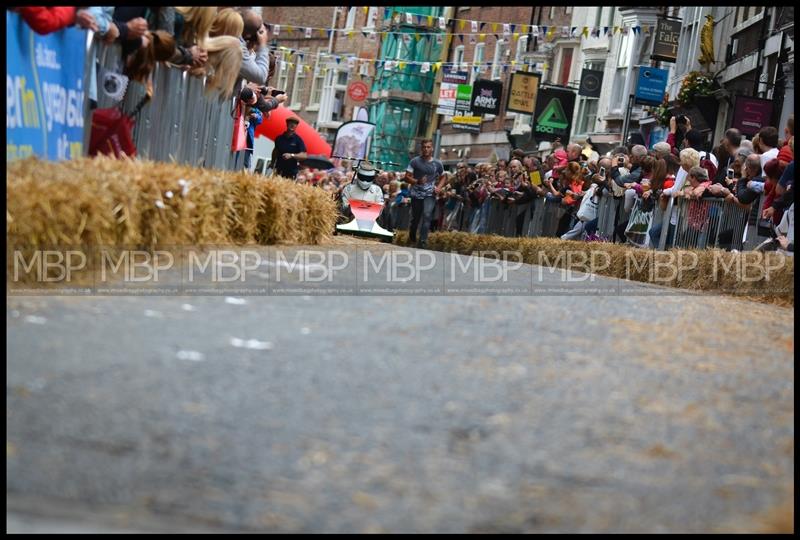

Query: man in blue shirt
[[271, 117, 307, 179], [404, 139, 446, 248]]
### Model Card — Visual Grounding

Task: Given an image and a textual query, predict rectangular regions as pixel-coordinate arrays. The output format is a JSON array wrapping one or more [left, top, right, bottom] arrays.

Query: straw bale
[[7, 157, 338, 281], [394, 231, 794, 306]]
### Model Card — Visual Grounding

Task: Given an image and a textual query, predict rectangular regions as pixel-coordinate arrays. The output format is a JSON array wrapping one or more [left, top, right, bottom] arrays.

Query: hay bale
[[7, 157, 339, 282], [393, 230, 794, 306]]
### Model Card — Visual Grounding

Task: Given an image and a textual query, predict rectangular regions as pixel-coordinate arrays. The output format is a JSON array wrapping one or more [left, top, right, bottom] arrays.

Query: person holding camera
[[238, 9, 270, 85], [667, 114, 691, 155]]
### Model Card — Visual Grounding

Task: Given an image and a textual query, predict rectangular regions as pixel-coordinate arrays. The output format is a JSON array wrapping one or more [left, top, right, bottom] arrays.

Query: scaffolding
[[368, 7, 446, 168]]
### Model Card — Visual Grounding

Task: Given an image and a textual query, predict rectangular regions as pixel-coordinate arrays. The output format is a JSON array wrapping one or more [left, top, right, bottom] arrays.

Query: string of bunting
[[268, 43, 553, 76], [264, 8, 654, 41]]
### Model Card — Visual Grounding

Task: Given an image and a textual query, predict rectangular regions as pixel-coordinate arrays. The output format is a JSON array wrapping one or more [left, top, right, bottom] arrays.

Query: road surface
[[7, 245, 794, 532]]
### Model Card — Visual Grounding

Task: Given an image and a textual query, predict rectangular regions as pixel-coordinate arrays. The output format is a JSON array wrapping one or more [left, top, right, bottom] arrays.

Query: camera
[[617, 157, 624, 167], [599, 166, 606, 177], [259, 86, 285, 97], [726, 168, 735, 180]]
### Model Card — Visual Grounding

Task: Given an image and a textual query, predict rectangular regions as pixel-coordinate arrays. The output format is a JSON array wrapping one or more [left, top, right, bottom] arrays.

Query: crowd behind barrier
[[91, 42, 239, 170], [7, 7, 795, 255], [385, 191, 755, 251]]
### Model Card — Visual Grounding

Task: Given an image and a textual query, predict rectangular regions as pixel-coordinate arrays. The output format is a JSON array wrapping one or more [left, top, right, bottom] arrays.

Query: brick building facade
[[263, 7, 381, 144], [438, 6, 575, 165]]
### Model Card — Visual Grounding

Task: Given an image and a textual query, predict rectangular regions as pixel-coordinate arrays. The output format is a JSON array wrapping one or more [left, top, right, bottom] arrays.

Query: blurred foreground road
[[7, 245, 794, 532]]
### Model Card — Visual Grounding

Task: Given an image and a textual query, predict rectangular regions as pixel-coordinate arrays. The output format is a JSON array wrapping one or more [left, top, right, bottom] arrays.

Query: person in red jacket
[[14, 7, 77, 35]]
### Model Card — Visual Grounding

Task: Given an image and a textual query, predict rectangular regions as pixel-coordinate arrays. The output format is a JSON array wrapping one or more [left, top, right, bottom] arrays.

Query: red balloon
[[254, 106, 331, 157]]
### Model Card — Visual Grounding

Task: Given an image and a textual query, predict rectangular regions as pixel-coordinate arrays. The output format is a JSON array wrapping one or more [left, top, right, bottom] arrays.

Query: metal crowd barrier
[[390, 190, 757, 252], [89, 42, 239, 171], [668, 197, 750, 251]]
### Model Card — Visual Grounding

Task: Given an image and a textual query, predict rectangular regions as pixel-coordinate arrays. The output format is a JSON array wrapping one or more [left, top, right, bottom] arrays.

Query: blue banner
[[6, 11, 87, 161], [634, 66, 669, 106]]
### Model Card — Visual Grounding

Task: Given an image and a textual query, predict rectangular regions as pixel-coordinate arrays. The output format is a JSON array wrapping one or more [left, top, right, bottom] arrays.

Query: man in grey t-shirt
[[405, 139, 446, 248]]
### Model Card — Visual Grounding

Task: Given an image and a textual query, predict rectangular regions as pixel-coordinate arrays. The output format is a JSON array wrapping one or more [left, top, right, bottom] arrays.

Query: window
[[277, 57, 290, 91], [453, 45, 465, 66], [491, 39, 508, 80], [345, 7, 357, 30], [471, 43, 485, 83], [331, 89, 345, 122], [515, 35, 529, 63], [291, 57, 305, 107], [675, 7, 704, 75], [617, 32, 632, 68], [336, 70, 348, 87], [610, 67, 626, 114], [735, 6, 764, 27], [565, 7, 573, 15], [559, 47, 573, 86], [309, 58, 325, 107], [365, 7, 378, 29], [575, 98, 599, 135]]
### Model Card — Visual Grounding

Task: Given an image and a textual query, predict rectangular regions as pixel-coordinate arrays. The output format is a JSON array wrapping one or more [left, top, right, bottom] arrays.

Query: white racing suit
[[342, 182, 385, 209]]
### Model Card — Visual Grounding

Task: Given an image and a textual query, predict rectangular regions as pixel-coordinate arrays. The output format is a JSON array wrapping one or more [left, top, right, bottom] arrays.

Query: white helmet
[[356, 161, 376, 190]]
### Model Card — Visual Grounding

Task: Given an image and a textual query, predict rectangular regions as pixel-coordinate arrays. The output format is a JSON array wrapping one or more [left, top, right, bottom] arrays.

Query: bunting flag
[[479, 33, 486, 42], [436, 34, 443, 45], [420, 61, 430, 73], [458, 34, 463, 44], [469, 34, 476, 44], [398, 61, 406, 70], [512, 33, 519, 41], [258, 11, 659, 43]]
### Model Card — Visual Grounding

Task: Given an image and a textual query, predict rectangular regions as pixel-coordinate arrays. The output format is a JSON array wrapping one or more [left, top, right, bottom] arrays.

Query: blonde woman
[[650, 148, 701, 248], [210, 8, 244, 38], [176, 6, 242, 98]]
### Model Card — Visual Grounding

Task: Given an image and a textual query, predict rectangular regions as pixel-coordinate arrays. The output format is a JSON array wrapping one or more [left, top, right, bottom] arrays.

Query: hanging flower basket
[[677, 71, 715, 105], [653, 93, 671, 127]]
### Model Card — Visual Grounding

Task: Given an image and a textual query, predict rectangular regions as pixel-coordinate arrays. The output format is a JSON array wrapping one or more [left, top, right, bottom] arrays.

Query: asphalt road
[[7, 245, 795, 533]]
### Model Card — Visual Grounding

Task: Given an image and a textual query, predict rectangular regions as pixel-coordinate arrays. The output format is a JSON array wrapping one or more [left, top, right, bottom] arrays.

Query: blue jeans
[[649, 222, 676, 249], [409, 196, 436, 245]]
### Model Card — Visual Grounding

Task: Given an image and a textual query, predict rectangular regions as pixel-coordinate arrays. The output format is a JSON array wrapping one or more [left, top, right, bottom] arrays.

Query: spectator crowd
[[11, 7, 795, 254]]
